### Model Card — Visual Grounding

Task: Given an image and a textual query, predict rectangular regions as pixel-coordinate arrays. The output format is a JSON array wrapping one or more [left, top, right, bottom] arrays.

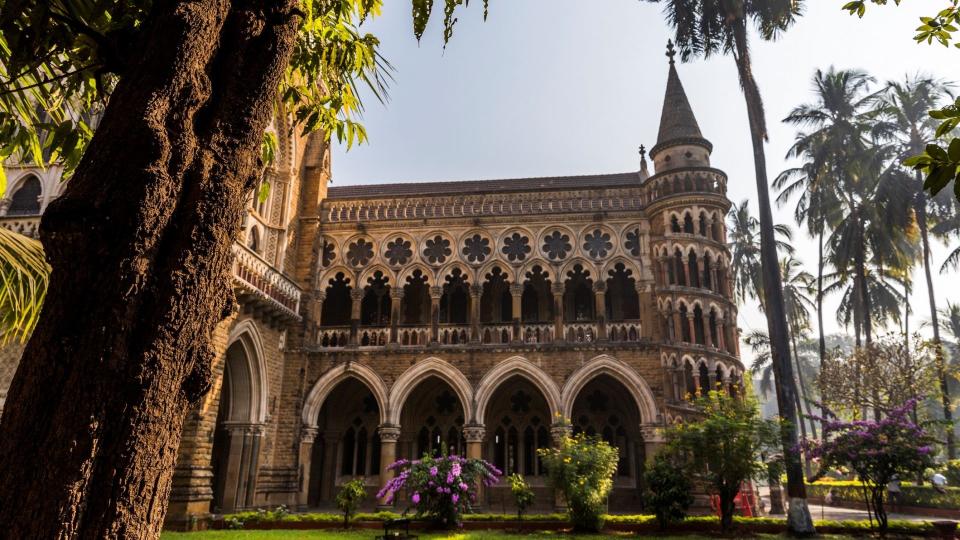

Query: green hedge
[[219, 510, 933, 534], [808, 480, 960, 510]]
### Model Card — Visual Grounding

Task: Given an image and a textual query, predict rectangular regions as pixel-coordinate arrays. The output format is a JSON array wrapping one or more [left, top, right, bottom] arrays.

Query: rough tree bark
[[0, 1, 301, 538]]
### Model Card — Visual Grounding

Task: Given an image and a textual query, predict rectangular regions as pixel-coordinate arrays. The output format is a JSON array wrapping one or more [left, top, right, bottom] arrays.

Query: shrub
[[943, 459, 960, 487], [507, 473, 535, 523], [376, 447, 500, 529], [644, 452, 694, 529], [538, 431, 619, 533], [335, 478, 367, 528]]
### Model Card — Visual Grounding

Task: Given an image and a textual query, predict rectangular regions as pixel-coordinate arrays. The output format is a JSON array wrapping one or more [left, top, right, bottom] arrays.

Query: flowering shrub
[[376, 449, 500, 528], [804, 398, 936, 533], [538, 432, 619, 532], [507, 473, 535, 523]]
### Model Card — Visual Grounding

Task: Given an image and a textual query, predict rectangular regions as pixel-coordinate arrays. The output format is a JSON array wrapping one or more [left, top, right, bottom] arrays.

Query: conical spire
[[650, 40, 712, 159]]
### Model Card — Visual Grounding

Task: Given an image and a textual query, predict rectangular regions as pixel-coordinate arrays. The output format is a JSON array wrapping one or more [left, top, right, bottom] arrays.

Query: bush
[[538, 431, 619, 533], [942, 459, 960, 487], [335, 478, 366, 528], [376, 447, 500, 529], [808, 480, 960, 509], [644, 453, 694, 529], [507, 473, 535, 523]]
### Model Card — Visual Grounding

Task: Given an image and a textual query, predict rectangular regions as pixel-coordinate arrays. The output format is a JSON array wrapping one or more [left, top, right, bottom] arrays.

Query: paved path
[[758, 486, 933, 522]]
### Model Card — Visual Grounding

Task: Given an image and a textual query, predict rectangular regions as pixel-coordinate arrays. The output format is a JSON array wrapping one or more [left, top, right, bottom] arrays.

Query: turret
[[649, 41, 712, 174]]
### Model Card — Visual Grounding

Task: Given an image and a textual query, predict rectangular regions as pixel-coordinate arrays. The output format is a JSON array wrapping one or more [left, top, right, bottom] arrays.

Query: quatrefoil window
[[625, 228, 642, 257], [542, 230, 572, 260], [346, 238, 374, 267], [583, 229, 613, 259], [462, 234, 491, 263], [501, 232, 531, 262], [384, 237, 413, 266], [423, 235, 452, 264], [321, 241, 336, 267]]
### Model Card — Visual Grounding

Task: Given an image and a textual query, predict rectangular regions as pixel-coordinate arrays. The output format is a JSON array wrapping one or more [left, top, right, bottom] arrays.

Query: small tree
[[668, 391, 777, 532], [336, 478, 367, 529], [644, 452, 694, 530], [507, 473, 535, 527], [806, 398, 936, 533], [538, 432, 619, 533]]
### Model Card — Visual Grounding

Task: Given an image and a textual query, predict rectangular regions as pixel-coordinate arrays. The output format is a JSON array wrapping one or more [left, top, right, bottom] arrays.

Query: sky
[[329, 0, 959, 363]]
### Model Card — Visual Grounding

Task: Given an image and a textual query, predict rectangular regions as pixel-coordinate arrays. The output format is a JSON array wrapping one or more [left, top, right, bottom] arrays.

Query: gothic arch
[[222, 321, 269, 424], [398, 262, 435, 286], [474, 356, 562, 425], [359, 264, 395, 287], [388, 357, 474, 425], [301, 362, 389, 427], [601, 257, 642, 280], [561, 355, 658, 424]]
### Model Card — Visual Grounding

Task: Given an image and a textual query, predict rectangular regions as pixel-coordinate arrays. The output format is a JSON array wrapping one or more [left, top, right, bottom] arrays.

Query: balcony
[[0, 216, 302, 323], [314, 320, 643, 350]]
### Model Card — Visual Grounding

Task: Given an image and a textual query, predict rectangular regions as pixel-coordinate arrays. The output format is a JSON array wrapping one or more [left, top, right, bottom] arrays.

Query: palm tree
[[0, 227, 48, 345], [776, 68, 873, 371], [647, 1, 815, 529], [727, 200, 794, 307], [875, 75, 957, 457], [781, 256, 818, 440]]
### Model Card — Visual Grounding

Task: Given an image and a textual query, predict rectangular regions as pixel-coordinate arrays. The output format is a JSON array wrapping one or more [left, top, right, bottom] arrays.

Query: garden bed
[[808, 481, 960, 518], [214, 512, 941, 537]]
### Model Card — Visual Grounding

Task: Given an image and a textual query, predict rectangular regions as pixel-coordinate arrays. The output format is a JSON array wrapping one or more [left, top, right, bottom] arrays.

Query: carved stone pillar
[[429, 285, 442, 345], [659, 256, 669, 285], [377, 425, 401, 508], [697, 259, 706, 288], [349, 288, 364, 346], [469, 284, 483, 343], [389, 289, 404, 346], [640, 423, 666, 465], [298, 427, 319, 509], [463, 425, 486, 508], [551, 282, 565, 342], [682, 255, 692, 286], [692, 374, 701, 397], [549, 423, 573, 511], [509, 283, 523, 343], [687, 315, 696, 344], [672, 310, 682, 342], [717, 319, 727, 352], [702, 312, 713, 348], [593, 281, 607, 341], [313, 290, 326, 328]]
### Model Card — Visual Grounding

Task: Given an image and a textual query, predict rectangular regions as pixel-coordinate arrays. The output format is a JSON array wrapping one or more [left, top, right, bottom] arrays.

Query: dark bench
[[376, 518, 417, 540]]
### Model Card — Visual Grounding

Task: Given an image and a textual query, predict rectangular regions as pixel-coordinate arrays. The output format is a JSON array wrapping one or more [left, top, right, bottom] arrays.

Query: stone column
[[659, 256, 669, 285], [692, 373, 701, 397], [510, 283, 523, 343], [640, 424, 666, 465], [593, 281, 607, 341], [469, 284, 483, 343], [389, 289, 404, 346], [672, 310, 682, 342], [298, 427, 319, 510], [463, 425, 486, 508], [697, 258, 706, 288], [349, 288, 364, 346], [429, 285, 442, 345], [551, 282, 565, 342], [313, 290, 326, 328], [549, 423, 573, 511], [687, 315, 696, 344], [682, 256, 692, 286], [377, 425, 401, 508], [717, 319, 727, 352], [702, 312, 713, 348], [319, 430, 341, 503]]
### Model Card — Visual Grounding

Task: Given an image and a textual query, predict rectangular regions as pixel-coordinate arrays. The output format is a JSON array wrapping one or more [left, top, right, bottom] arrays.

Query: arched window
[[673, 249, 686, 286], [670, 215, 681, 233], [522, 265, 553, 323], [703, 252, 713, 291], [321, 273, 351, 326], [7, 176, 41, 216], [564, 264, 594, 322], [699, 211, 708, 236], [439, 269, 470, 324], [605, 263, 640, 321], [699, 363, 711, 396], [684, 362, 696, 397], [678, 303, 691, 342], [687, 251, 700, 288], [693, 305, 705, 345], [682, 212, 695, 234], [247, 226, 261, 254], [480, 267, 511, 323], [709, 308, 720, 347], [402, 270, 431, 325], [360, 271, 390, 327]]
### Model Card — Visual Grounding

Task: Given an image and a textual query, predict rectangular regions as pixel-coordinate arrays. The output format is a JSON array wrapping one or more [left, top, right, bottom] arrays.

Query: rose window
[[346, 238, 374, 267], [462, 234, 491, 263], [501, 232, 531, 262], [423, 235, 452, 264], [583, 229, 613, 259], [321, 241, 336, 267], [542, 230, 572, 260], [384, 237, 413, 266], [625, 228, 642, 257]]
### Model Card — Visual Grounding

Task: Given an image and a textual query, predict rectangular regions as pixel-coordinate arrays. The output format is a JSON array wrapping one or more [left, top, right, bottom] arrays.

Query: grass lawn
[[161, 531, 864, 540]]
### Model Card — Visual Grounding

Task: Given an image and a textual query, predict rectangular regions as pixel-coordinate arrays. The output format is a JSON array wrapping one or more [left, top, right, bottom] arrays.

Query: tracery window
[[624, 228, 642, 257], [583, 228, 613, 259], [501, 232, 531, 262], [7, 175, 41, 216], [321, 272, 351, 326], [346, 239, 374, 267], [423, 235, 452, 264], [564, 264, 594, 322], [384, 237, 413, 266], [321, 240, 337, 267], [605, 263, 640, 321], [489, 390, 550, 477], [542, 230, 572, 261], [360, 271, 390, 326], [462, 234, 491, 263]]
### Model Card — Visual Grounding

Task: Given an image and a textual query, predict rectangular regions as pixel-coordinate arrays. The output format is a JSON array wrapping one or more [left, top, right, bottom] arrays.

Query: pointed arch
[[388, 357, 474, 425], [474, 356, 562, 425], [561, 354, 658, 424], [302, 362, 389, 427], [224, 321, 269, 424]]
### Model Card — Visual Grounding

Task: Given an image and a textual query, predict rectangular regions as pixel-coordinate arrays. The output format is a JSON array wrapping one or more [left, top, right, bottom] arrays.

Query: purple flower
[[412, 492, 421, 504], [451, 493, 459, 503], [437, 487, 443, 494], [459, 482, 468, 491], [430, 466, 438, 476]]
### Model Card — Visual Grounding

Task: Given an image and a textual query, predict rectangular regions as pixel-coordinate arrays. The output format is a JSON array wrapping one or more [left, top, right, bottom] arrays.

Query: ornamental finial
[[666, 39, 676, 65]]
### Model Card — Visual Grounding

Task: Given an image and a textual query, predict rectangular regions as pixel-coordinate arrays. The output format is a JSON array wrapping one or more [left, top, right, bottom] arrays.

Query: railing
[[318, 327, 350, 348], [231, 243, 302, 321], [522, 323, 554, 344], [481, 324, 513, 345], [399, 326, 430, 346], [358, 327, 389, 347], [0, 215, 40, 238], [438, 324, 470, 345], [564, 322, 597, 343], [608, 321, 642, 343]]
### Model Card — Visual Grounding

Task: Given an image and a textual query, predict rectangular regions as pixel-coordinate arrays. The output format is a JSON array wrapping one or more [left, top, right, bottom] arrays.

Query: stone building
[[0, 54, 743, 525]]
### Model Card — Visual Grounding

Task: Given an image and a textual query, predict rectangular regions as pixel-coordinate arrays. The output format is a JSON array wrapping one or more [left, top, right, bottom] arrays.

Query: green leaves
[[0, 227, 49, 345]]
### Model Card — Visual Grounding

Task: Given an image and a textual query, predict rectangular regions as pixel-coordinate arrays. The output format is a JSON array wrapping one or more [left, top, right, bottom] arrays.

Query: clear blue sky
[[331, 0, 958, 360]]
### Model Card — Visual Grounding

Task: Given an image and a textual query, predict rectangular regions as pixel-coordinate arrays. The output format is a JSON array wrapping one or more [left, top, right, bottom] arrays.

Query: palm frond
[[0, 227, 49, 345]]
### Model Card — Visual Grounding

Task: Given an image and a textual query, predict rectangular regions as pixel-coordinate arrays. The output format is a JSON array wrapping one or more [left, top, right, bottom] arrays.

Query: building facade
[[0, 57, 743, 525]]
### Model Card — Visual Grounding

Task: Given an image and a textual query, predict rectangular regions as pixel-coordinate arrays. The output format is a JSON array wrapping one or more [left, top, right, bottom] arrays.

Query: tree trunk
[[730, 20, 814, 535], [0, 2, 301, 538], [790, 329, 817, 440], [816, 223, 826, 366], [916, 196, 956, 458]]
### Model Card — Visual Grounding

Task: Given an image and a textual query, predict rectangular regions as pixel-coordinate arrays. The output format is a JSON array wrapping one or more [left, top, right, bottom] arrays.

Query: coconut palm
[[781, 256, 818, 439], [875, 75, 958, 456], [646, 1, 814, 527], [776, 68, 874, 370], [727, 200, 794, 308], [0, 227, 48, 345]]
